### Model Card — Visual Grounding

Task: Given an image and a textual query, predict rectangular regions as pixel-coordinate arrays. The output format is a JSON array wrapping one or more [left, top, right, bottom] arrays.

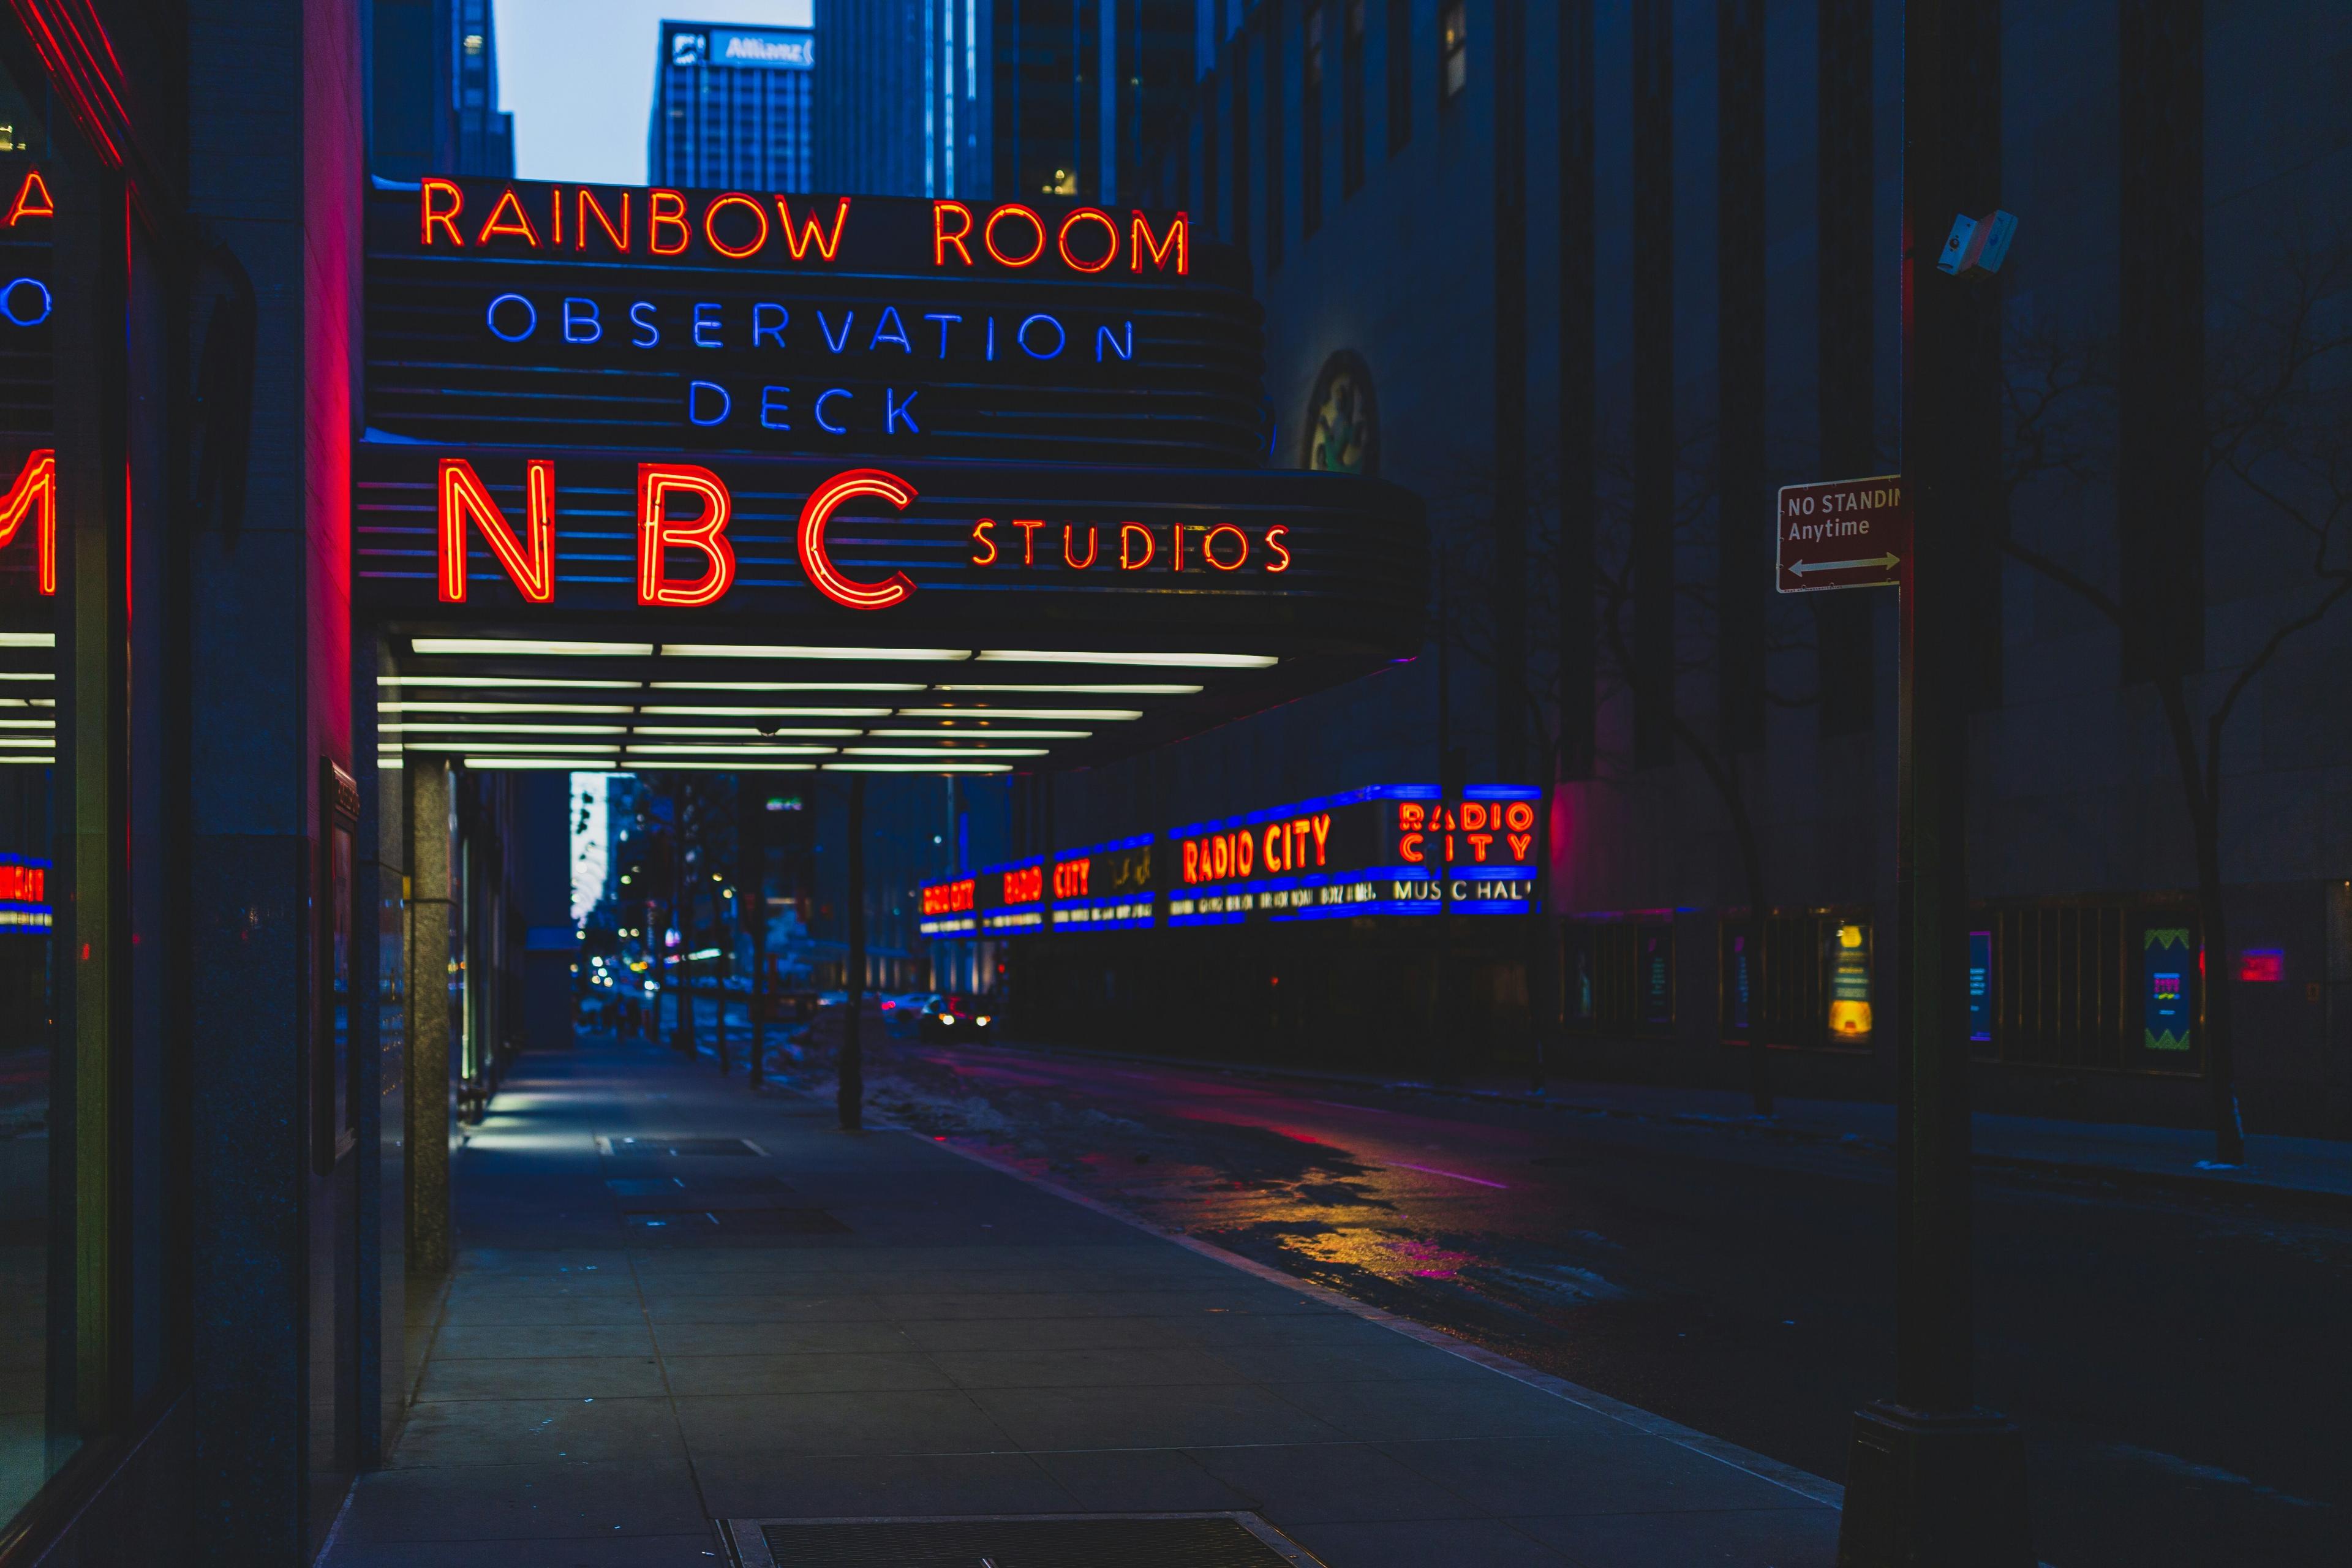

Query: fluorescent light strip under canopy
[[412, 638, 655, 657], [647, 682, 927, 693], [639, 706, 893, 718], [843, 747, 1047, 758], [630, 726, 862, 737], [380, 676, 640, 690], [402, 741, 622, 754], [0, 633, 56, 648], [612, 760, 818, 772], [625, 745, 835, 756], [974, 650, 1277, 668], [861, 728, 1088, 741], [382, 703, 635, 715], [933, 683, 1204, 695], [658, 644, 971, 662], [390, 723, 629, 735], [459, 757, 617, 770], [0, 756, 57, 764], [0, 672, 56, 681], [895, 708, 1140, 722], [823, 761, 1013, 773]]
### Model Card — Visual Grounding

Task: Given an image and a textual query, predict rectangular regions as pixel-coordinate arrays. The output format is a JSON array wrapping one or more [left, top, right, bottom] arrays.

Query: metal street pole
[[839, 772, 866, 1131], [1836, 2, 2031, 1562], [747, 786, 768, 1089]]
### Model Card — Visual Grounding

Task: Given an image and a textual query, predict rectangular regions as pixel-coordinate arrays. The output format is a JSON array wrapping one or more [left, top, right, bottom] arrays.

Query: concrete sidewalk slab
[[325, 1039, 1843, 1568]]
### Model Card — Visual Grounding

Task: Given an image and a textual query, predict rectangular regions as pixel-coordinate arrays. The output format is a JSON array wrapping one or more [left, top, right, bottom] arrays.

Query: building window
[[1202, 70, 1221, 238], [1303, 349, 1378, 475], [1231, 43, 1251, 256], [1968, 900, 2203, 1073], [1303, 2, 1325, 236], [1720, 911, 1875, 1049], [1264, 7, 1284, 271], [1564, 916, 1675, 1033], [1385, 0, 1411, 152], [1341, 0, 1366, 194], [1439, 0, 1468, 103]]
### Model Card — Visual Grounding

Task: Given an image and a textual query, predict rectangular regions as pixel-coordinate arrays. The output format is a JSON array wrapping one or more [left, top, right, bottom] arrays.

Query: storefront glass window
[[1825, 921, 1873, 1043], [2143, 925, 2196, 1055], [1638, 922, 1673, 1025]]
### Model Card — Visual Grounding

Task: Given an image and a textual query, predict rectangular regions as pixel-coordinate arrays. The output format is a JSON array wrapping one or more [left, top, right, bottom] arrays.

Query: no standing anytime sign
[[1775, 474, 1910, 593]]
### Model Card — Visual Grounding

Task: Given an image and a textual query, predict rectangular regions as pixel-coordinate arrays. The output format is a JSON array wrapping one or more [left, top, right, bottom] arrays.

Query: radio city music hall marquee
[[919, 785, 1545, 937]]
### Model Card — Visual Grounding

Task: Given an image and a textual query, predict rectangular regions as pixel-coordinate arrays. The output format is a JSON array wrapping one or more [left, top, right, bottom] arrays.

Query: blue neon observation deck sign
[[918, 784, 1543, 940]]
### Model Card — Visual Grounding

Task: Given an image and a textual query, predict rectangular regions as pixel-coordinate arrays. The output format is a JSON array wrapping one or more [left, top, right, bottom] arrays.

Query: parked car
[[918, 995, 995, 1042]]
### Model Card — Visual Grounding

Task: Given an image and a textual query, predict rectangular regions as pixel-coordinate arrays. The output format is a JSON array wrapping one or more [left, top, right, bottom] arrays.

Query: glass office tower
[[648, 18, 817, 191]]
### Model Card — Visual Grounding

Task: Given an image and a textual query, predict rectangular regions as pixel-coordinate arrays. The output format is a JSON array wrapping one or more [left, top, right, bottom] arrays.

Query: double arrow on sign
[[1787, 553, 1901, 576], [1776, 475, 1910, 594]]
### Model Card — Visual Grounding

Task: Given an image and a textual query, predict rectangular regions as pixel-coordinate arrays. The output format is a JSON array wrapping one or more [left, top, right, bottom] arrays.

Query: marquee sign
[[364, 177, 1263, 467], [0, 853, 50, 930], [1050, 836, 1155, 930], [916, 783, 1542, 938], [353, 443, 1422, 642], [1164, 784, 1542, 925], [974, 857, 1044, 933]]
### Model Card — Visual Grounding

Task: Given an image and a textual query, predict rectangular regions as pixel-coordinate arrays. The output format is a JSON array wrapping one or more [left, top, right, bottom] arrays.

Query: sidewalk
[[1446, 1076, 2352, 1206], [979, 1039, 2352, 1207], [325, 1036, 1843, 1567]]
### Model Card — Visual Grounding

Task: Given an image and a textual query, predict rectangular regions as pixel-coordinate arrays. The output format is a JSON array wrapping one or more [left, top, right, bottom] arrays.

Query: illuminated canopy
[[360, 178, 1425, 774]]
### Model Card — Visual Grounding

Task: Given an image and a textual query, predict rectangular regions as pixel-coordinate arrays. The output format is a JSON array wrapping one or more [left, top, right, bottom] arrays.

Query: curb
[[942, 1037, 2352, 1213], [908, 1126, 1849, 1513]]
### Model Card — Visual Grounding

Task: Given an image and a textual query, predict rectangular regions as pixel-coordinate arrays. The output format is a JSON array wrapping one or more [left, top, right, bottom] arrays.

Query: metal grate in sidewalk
[[720, 1513, 1325, 1568], [598, 1135, 767, 1157]]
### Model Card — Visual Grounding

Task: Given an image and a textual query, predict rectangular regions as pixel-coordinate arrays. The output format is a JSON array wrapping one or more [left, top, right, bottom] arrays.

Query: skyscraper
[[648, 18, 817, 190], [370, 0, 515, 178], [813, 0, 990, 198], [992, 0, 1195, 205]]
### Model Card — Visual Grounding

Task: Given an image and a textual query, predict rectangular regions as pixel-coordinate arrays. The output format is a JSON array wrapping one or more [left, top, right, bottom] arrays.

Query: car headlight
[[975, 1016, 992, 1027], [939, 1015, 954, 1025]]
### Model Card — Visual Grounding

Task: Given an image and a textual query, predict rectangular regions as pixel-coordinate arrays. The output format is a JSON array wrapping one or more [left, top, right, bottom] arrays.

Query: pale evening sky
[[497, 0, 815, 186]]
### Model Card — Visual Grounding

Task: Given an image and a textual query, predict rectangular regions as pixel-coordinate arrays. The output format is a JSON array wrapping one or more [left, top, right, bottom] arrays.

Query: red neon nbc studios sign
[[431, 456, 1299, 614]]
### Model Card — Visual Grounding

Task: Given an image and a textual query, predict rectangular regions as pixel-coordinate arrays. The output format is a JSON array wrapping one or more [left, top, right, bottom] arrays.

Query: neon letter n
[[437, 458, 556, 603]]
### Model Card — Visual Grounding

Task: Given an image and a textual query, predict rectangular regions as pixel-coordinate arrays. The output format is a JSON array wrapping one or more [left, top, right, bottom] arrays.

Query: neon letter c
[[798, 468, 918, 611]]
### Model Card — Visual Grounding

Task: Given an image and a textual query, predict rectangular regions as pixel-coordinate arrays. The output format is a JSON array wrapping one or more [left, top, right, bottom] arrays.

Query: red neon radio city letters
[[1395, 799, 1537, 866], [0, 861, 45, 903], [921, 878, 975, 918], [1052, 858, 1090, 899], [1000, 864, 1044, 905], [435, 457, 1300, 611], [1180, 813, 1332, 887], [420, 182, 1187, 277]]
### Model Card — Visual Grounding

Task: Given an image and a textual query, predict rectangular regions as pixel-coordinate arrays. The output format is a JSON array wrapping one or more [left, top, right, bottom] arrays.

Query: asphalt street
[[759, 1031, 2352, 1568]]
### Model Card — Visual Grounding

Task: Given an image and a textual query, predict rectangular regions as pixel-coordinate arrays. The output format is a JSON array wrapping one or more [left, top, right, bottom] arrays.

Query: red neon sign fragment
[[636, 464, 736, 607], [797, 469, 918, 611], [437, 458, 556, 603]]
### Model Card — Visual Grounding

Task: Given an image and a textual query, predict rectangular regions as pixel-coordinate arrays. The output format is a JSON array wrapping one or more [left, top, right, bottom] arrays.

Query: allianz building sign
[[671, 26, 816, 70]]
